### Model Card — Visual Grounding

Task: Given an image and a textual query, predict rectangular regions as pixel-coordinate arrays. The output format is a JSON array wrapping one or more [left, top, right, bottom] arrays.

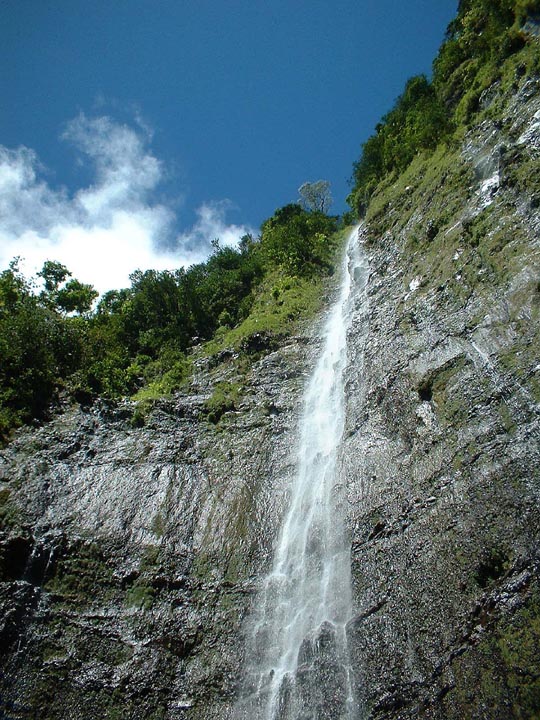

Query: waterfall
[[237, 226, 368, 720]]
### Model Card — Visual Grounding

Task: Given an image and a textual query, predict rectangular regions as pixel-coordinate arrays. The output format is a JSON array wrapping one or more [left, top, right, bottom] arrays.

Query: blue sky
[[0, 1, 457, 292]]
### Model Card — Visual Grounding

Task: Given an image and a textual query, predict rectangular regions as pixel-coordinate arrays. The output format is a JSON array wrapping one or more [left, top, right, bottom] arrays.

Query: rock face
[[342, 72, 540, 718], [0, 336, 314, 720], [1, 64, 540, 720]]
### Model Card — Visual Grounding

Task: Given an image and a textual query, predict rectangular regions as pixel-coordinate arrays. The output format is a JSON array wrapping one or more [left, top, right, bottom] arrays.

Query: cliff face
[[343, 69, 540, 717], [1, 48, 540, 720], [0, 334, 314, 720]]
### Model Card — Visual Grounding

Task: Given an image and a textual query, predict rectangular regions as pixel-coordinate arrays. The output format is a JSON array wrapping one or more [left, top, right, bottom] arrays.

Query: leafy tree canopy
[[37, 260, 98, 314], [0, 198, 341, 441], [348, 0, 540, 217]]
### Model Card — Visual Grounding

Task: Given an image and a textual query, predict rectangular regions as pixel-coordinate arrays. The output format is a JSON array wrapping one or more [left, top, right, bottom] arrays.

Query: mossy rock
[[203, 381, 242, 424]]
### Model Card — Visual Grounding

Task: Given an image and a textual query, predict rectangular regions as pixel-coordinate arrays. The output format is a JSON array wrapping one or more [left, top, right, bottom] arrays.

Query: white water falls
[[237, 226, 368, 720]]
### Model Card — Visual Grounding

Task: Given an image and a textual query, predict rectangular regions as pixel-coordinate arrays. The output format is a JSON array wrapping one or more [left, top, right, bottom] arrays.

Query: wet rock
[[0, 331, 313, 720], [342, 68, 540, 719]]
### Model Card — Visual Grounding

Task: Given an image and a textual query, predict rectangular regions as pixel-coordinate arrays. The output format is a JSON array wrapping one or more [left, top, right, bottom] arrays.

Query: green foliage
[[38, 260, 98, 314], [203, 381, 242, 424], [132, 352, 192, 402], [432, 0, 534, 98], [37, 260, 71, 294], [349, 0, 540, 217], [348, 75, 452, 215], [200, 225, 347, 359], [124, 546, 160, 608], [204, 273, 325, 354], [0, 487, 19, 530], [259, 204, 338, 275], [184, 241, 264, 338], [432, 0, 540, 121], [0, 200, 342, 437], [55, 279, 98, 314], [0, 261, 85, 441]]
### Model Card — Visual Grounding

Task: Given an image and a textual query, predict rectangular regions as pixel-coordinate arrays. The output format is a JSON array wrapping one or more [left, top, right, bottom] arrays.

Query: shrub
[[203, 382, 241, 424]]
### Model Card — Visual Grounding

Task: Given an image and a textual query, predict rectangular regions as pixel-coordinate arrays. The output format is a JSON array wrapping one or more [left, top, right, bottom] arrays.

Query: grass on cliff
[[183, 228, 350, 425], [360, 33, 540, 420], [199, 267, 336, 359], [202, 381, 242, 424], [348, 1, 540, 217], [130, 225, 349, 420], [367, 140, 536, 305], [131, 354, 193, 403], [362, 37, 538, 296]]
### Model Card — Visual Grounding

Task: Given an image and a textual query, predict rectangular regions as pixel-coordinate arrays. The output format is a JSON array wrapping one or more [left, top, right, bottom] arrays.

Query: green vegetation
[[0, 205, 341, 442], [346, 14, 540, 716], [0, 259, 86, 438], [45, 541, 115, 605], [131, 352, 193, 402], [348, 0, 540, 216], [203, 381, 242, 424], [125, 582, 155, 610], [449, 587, 540, 718], [0, 487, 19, 529], [123, 545, 162, 609], [433, 0, 538, 104], [349, 75, 452, 214]]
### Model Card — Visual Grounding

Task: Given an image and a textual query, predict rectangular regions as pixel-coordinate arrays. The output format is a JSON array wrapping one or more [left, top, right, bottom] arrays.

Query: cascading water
[[237, 226, 368, 720]]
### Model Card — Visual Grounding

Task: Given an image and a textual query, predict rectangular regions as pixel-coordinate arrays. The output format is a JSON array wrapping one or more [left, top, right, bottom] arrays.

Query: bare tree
[[298, 180, 333, 213]]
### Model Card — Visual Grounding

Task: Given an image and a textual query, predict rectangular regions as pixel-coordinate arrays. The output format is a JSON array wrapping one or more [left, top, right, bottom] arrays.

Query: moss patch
[[445, 586, 540, 718], [0, 487, 19, 530], [203, 381, 242, 424], [45, 540, 115, 605]]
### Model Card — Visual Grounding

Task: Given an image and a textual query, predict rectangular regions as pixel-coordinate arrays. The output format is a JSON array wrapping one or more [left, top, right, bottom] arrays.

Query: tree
[[0, 263, 85, 437], [37, 260, 71, 294], [298, 180, 333, 214], [259, 204, 338, 275], [56, 279, 98, 314], [0, 259, 28, 310], [37, 261, 97, 314], [348, 74, 452, 215]]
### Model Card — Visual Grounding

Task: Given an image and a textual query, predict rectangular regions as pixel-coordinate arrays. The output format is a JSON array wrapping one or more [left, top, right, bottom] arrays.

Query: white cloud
[[63, 114, 162, 220], [0, 146, 72, 235], [175, 200, 254, 264], [0, 114, 255, 294]]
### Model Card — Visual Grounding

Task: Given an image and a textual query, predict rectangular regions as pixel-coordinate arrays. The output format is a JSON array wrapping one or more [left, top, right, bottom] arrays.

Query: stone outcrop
[[0, 336, 314, 719]]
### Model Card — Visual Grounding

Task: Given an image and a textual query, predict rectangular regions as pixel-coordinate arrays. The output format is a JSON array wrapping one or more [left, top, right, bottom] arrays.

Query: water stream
[[237, 226, 368, 720]]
